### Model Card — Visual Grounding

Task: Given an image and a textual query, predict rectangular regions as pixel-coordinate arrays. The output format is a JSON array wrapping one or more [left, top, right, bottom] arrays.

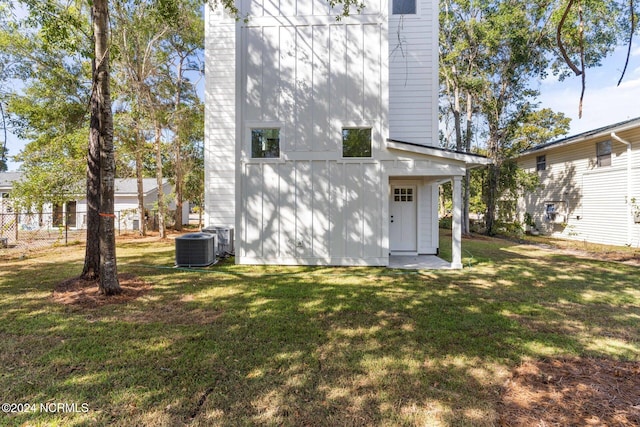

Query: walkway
[[388, 255, 452, 270]]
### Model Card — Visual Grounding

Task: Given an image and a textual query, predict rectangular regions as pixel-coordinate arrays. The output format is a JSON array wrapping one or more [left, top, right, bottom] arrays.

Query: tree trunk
[[462, 91, 474, 235], [485, 162, 500, 236], [155, 123, 166, 238], [172, 57, 185, 231], [135, 129, 146, 237], [174, 143, 183, 231], [82, 99, 100, 280], [93, 0, 120, 295], [463, 169, 471, 234]]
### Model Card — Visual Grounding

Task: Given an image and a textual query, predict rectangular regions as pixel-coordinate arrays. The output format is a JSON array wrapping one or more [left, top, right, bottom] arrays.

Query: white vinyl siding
[[388, 0, 437, 146], [204, 7, 236, 228], [518, 125, 640, 247]]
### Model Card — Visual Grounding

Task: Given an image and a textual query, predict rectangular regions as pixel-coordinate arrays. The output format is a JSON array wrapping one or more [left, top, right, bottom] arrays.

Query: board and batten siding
[[518, 126, 640, 247], [204, 0, 450, 265], [204, 7, 237, 228], [388, 0, 438, 146], [237, 7, 388, 264]]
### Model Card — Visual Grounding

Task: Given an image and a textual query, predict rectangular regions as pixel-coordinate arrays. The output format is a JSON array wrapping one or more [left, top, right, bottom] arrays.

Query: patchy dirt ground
[[52, 273, 151, 308], [498, 357, 640, 426]]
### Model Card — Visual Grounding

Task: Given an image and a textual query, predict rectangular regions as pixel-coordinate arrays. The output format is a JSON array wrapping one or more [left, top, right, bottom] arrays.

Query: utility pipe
[[610, 132, 633, 246]]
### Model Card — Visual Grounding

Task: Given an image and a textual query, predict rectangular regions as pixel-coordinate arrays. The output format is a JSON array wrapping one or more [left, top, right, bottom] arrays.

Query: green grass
[[0, 233, 638, 426]]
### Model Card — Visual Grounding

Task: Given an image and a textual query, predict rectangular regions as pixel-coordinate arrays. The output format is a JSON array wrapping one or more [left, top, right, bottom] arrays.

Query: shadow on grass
[[0, 235, 638, 425]]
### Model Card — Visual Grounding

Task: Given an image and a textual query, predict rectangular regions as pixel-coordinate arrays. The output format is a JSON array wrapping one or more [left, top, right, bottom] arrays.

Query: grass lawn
[[0, 233, 638, 426]]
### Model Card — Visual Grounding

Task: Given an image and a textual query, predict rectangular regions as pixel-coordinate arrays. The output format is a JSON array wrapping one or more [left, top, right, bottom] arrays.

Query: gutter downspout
[[611, 132, 633, 246]]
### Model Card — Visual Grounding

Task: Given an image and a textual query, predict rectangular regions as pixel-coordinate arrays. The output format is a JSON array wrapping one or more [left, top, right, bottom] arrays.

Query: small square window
[[536, 155, 546, 171], [392, 0, 416, 14], [596, 140, 611, 167], [342, 128, 372, 157], [251, 128, 280, 158]]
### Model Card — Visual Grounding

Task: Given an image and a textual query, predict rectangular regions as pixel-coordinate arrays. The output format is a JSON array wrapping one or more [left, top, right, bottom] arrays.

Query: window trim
[[596, 140, 612, 167], [247, 124, 283, 160], [392, 0, 417, 15], [341, 127, 373, 159]]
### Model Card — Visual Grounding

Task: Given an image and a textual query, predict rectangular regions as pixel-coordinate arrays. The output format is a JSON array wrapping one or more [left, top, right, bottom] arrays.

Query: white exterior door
[[390, 185, 417, 252]]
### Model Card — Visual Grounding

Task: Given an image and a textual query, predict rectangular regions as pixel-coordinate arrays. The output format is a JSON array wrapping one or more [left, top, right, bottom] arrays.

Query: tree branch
[[557, 0, 582, 76], [617, 0, 636, 86]]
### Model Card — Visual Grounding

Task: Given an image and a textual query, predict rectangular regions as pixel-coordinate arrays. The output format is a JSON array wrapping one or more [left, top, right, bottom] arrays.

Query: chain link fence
[[0, 211, 86, 253], [0, 209, 168, 255]]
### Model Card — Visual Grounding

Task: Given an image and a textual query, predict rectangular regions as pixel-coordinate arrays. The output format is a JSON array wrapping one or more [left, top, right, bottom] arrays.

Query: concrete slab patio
[[388, 255, 452, 270]]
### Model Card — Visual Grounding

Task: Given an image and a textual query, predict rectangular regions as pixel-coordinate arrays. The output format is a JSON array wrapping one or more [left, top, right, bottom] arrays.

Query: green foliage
[[439, 215, 452, 229]]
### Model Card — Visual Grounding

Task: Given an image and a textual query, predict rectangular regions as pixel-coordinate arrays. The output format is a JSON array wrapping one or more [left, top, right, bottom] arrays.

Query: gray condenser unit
[[175, 233, 217, 267], [202, 226, 234, 256]]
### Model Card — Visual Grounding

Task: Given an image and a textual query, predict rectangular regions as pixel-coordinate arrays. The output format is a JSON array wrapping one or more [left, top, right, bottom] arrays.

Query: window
[[53, 203, 64, 227], [1, 192, 11, 214], [392, 0, 416, 14], [393, 187, 413, 202], [67, 201, 77, 228], [342, 128, 372, 158], [536, 155, 546, 171], [596, 140, 611, 167], [251, 128, 280, 158]]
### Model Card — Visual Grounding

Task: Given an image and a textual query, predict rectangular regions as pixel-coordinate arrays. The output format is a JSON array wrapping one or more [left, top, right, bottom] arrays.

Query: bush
[[439, 216, 452, 229]]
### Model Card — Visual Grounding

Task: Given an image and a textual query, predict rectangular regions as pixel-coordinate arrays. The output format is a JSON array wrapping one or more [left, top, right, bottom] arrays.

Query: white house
[[517, 117, 640, 247], [0, 173, 187, 231], [204, 0, 489, 267]]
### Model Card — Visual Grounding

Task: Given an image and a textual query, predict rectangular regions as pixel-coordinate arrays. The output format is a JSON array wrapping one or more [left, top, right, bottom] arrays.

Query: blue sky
[[537, 42, 640, 135], [3, 42, 640, 172]]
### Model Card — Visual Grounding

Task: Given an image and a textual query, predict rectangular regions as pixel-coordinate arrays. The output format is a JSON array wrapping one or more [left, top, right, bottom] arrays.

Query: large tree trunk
[[82, 105, 100, 280], [93, 0, 120, 295]]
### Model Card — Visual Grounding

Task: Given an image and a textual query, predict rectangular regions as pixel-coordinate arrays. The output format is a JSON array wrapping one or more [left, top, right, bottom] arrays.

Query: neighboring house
[[0, 171, 21, 214], [204, 0, 488, 267], [0, 173, 187, 231], [517, 117, 640, 247]]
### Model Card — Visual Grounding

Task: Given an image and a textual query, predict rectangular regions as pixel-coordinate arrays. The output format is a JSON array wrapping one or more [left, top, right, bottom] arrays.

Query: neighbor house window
[[342, 128, 372, 157], [251, 128, 280, 158], [596, 140, 611, 167], [52, 203, 64, 227], [392, 0, 416, 14], [536, 155, 546, 171]]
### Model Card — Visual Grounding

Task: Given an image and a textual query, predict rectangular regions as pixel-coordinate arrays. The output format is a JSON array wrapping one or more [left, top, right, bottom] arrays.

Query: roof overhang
[[519, 116, 640, 157], [386, 139, 491, 168]]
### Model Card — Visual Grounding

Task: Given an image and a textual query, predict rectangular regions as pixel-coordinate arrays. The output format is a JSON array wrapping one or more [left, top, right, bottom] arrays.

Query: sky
[[537, 42, 640, 135], [3, 42, 640, 172]]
